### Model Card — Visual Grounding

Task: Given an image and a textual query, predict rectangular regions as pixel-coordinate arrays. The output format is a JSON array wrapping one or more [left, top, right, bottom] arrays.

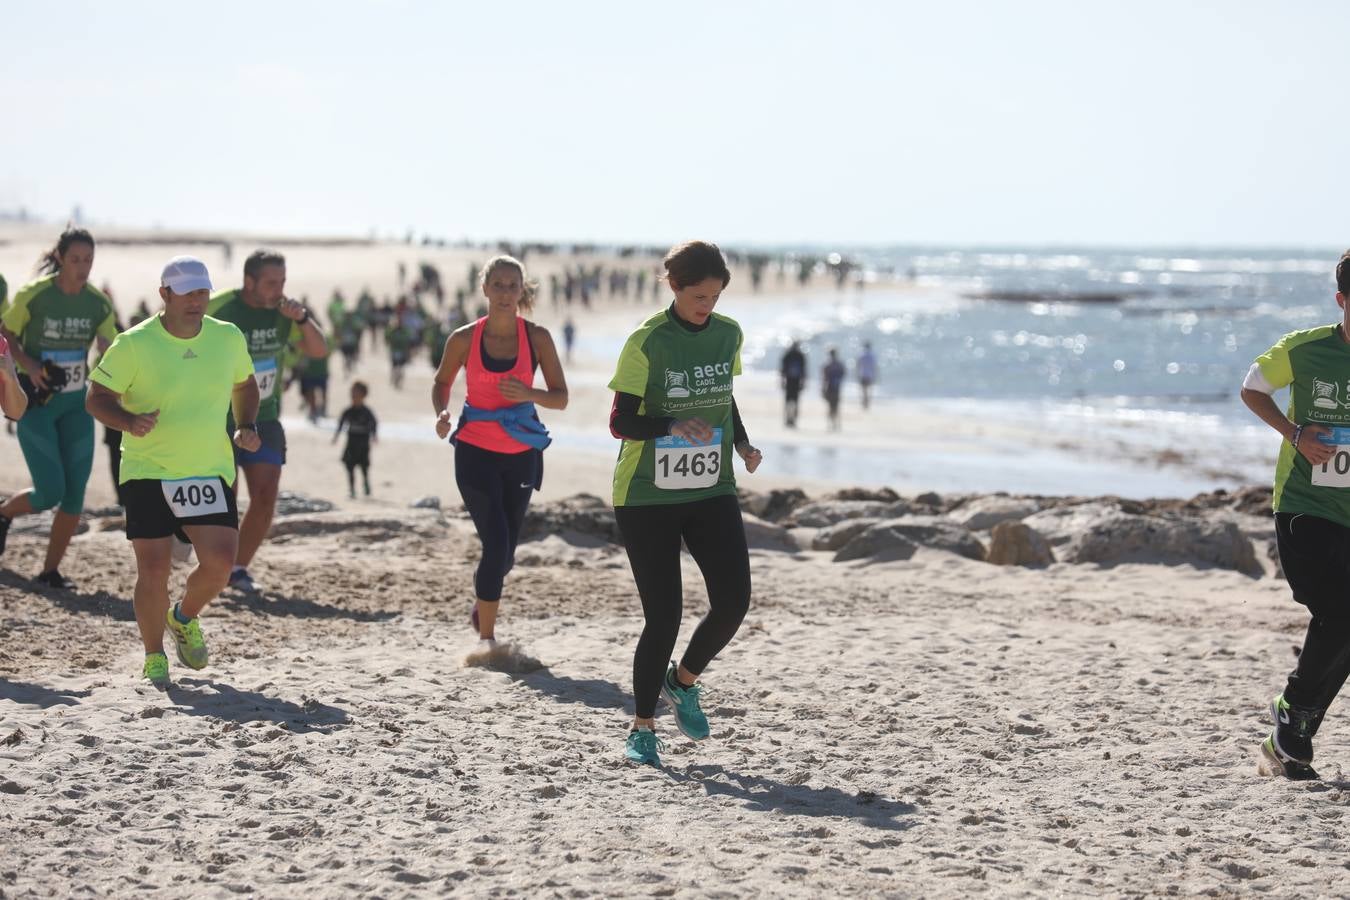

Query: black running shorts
[[123, 476, 239, 542]]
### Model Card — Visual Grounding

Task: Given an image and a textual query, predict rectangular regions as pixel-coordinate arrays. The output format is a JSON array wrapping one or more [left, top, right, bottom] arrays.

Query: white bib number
[[654, 427, 722, 490], [42, 350, 86, 394], [1311, 427, 1350, 488], [254, 358, 278, 400], [161, 478, 228, 518]]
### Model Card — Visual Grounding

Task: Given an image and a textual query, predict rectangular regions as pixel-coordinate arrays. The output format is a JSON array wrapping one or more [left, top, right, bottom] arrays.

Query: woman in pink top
[[433, 256, 568, 651]]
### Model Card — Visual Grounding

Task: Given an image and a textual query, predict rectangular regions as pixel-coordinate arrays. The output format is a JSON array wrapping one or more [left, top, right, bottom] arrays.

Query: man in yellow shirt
[[87, 256, 261, 686]]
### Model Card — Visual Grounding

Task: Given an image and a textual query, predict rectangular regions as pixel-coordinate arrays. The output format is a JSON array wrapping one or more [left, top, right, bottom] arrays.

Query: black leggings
[[615, 493, 751, 719], [455, 441, 537, 602], [1276, 512, 1350, 711]]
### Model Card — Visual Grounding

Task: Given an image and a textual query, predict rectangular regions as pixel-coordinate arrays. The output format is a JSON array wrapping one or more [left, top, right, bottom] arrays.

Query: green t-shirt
[[1, 274, 117, 395], [1256, 324, 1350, 526], [90, 315, 254, 484], [608, 307, 743, 507], [207, 289, 302, 422]]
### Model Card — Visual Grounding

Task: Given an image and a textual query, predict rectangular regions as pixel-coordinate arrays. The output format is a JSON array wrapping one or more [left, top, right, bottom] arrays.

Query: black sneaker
[[33, 570, 76, 591], [0, 513, 11, 555], [1259, 693, 1321, 779]]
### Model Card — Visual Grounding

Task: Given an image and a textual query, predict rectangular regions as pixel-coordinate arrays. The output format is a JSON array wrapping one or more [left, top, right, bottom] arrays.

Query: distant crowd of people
[[779, 340, 878, 431]]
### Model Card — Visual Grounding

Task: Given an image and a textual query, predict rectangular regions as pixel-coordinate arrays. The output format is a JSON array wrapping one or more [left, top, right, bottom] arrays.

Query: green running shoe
[[143, 652, 169, 686], [624, 728, 666, 767], [660, 663, 710, 741], [165, 607, 208, 670]]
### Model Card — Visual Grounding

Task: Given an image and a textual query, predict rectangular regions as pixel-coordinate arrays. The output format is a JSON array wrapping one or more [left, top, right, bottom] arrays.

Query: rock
[[833, 527, 920, 563], [741, 513, 799, 552], [410, 495, 441, 510], [785, 499, 907, 528], [948, 495, 1041, 531], [913, 491, 943, 508], [987, 522, 1055, 566], [740, 488, 809, 523], [1022, 502, 1261, 575], [811, 518, 882, 552], [835, 516, 985, 562], [521, 494, 620, 545], [275, 491, 336, 516], [828, 487, 901, 503]]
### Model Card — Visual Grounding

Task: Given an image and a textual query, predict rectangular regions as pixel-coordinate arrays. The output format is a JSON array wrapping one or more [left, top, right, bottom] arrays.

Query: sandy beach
[[0, 228, 1341, 897]]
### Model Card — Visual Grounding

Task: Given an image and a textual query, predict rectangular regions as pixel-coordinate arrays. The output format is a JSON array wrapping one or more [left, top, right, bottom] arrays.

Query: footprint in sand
[[462, 641, 543, 672]]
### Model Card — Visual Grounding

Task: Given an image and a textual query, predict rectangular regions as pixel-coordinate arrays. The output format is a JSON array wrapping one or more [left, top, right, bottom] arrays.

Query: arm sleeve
[[610, 392, 675, 440], [369, 410, 378, 434], [607, 333, 650, 396], [731, 397, 748, 446], [95, 302, 119, 342], [1, 285, 33, 337], [1254, 340, 1295, 391], [231, 329, 255, 383], [335, 409, 350, 434], [1242, 362, 1278, 395], [89, 335, 137, 393]]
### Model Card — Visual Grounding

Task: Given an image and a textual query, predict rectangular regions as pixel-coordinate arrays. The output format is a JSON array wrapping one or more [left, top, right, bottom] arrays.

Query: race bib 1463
[[654, 427, 722, 490], [1312, 426, 1350, 488]]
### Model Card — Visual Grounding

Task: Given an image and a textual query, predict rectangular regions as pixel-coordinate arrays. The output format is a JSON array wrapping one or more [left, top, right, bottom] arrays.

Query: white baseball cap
[[160, 255, 213, 294]]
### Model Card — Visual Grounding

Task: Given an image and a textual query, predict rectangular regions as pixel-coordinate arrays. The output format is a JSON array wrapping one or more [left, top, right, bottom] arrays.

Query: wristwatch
[[297, 309, 311, 325], [238, 423, 259, 432]]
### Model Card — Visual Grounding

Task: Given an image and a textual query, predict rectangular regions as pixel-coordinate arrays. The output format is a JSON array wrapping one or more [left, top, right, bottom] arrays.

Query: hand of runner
[[233, 427, 262, 452], [670, 417, 714, 444], [278, 298, 309, 322], [498, 376, 533, 403], [128, 410, 160, 437], [435, 409, 453, 440], [1297, 424, 1335, 466], [736, 442, 763, 474], [27, 364, 49, 391]]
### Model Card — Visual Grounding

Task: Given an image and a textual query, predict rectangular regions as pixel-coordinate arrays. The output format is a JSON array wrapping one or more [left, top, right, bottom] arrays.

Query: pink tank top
[[456, 316, 536, 454]]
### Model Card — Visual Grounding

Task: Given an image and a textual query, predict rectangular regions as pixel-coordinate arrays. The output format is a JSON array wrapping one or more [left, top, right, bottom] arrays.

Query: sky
[[0, 0, 1345, 247]]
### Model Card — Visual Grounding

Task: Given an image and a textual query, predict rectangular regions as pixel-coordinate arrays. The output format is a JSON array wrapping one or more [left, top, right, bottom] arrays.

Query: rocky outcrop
[[987, 522, 1055, 567]]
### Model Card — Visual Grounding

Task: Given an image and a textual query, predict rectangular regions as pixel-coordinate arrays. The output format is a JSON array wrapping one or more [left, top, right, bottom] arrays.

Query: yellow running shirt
[[90, 314, 254, 484]]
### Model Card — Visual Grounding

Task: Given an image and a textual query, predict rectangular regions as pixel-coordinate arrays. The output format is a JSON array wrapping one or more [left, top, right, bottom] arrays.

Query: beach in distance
[[2, 224, 1345, 898]]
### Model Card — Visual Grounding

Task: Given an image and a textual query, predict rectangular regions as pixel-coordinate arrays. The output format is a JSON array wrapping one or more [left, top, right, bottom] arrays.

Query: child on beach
[[333, 381, 378, 498]]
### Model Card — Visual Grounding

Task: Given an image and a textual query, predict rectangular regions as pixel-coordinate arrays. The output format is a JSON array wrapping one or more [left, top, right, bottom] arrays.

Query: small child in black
[[334, 381, 378, 498]]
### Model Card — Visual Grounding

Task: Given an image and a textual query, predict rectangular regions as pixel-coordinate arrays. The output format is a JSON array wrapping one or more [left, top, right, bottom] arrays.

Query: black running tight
[[615, 493, 751, 719], [455, 440, 537, 602], [1276, 512, 1350, 711]]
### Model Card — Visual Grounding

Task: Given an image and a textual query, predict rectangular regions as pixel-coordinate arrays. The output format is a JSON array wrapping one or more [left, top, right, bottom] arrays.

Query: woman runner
[[0, 228, 118, 589], [433, 256, 568, 652], [608, 240, 763, 766]]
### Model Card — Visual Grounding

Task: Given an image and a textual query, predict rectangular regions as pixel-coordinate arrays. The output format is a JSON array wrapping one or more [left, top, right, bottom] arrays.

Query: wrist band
[[298, 309, 311, 325], [1292, 424, 1305, 448]]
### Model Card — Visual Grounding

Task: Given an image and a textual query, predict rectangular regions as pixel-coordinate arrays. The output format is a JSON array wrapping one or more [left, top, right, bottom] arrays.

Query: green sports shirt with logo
[[1255, 324, 1350, 527], [207, 289, 302, 423], [90, 315, 254, 483], [608, 307, 743, 507], [1, 274, 118, 395]]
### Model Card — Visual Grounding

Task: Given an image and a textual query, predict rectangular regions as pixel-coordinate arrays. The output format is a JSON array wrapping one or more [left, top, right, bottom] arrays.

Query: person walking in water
[[856, 340, 878, 410], [780, 340, 806, 427], [608, 240, 763, 767], [822, 347, 846, 431], [433, 256, 568, 654]]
